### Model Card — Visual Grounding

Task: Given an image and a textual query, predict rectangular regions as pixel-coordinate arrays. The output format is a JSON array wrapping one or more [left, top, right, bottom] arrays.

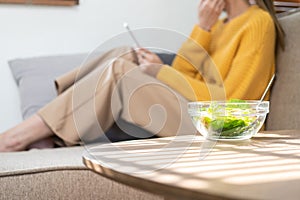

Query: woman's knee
[[109, 46, 137, 64], [109, 57, 139, 79]]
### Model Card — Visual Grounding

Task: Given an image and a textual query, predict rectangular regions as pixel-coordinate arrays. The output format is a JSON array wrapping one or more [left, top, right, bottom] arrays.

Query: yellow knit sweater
[[156, 5, 275, 101]]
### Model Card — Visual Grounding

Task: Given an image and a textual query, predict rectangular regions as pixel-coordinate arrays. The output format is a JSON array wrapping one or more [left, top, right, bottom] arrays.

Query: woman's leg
[[55, 46, 137, 95], [38, 57, 196, 146], [112, 62, 197, 138], [0, 47, 196, 151], [0, 47, 137, 151]]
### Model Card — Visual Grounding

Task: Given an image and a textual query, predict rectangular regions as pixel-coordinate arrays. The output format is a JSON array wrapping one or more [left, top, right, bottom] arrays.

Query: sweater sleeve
[[171, 25, 212, 78]]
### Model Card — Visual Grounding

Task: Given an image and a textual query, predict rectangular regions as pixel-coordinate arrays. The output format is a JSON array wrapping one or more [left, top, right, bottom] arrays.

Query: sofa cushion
[[0, 146, 85, 175], [9, 54, 87, 119], [0, 147, 162, 200], [266, 8, 300, 130]]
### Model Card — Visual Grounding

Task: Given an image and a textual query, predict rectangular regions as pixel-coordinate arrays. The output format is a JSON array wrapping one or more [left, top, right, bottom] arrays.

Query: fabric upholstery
[[266, 8, 300, 130], [0, 147, 84, 175], [0, 147, 162, 200]]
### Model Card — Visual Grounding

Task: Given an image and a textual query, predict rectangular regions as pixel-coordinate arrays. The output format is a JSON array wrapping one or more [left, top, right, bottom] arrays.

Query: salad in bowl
[[187, 99, 269, 140]]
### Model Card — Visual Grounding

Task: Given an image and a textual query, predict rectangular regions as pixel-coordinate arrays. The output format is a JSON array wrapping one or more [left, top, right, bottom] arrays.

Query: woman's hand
[[198, 0, 225, 31], [136, 48, 164, 77], [136, 48, 163, 65]]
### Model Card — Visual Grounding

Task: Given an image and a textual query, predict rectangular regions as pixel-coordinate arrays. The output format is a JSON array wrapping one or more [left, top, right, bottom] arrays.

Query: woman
[[0, 0, 285, 152]]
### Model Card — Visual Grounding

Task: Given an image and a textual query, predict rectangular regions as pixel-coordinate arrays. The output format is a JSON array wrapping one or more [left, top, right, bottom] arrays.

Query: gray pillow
[[9, 54, 86, 119]]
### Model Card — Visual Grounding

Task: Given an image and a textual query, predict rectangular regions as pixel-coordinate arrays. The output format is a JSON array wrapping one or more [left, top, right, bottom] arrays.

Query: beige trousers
[[38, 47, 196, 145]]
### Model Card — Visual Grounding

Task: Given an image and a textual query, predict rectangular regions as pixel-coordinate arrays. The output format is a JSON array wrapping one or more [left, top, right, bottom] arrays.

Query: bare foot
[[0, 114, 53, 152], [28, 137, 55, 150]]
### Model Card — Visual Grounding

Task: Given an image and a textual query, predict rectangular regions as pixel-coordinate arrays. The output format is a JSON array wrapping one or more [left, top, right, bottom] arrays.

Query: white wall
[[0, 0, 197, 132]]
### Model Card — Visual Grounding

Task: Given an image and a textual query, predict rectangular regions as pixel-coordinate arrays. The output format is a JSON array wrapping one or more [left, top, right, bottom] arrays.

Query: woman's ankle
[[18, 115, 53, 143]]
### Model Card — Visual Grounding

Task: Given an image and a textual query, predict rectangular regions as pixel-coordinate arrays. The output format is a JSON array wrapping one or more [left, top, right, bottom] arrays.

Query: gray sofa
[[1, 9, 299, 200]]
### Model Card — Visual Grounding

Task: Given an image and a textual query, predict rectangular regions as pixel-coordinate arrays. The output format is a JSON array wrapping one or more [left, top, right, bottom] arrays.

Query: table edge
[[82, 155, 237, 200]]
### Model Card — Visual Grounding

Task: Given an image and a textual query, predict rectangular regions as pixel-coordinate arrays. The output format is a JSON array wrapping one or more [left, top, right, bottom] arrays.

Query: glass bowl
[[187, 100, 269, 140]]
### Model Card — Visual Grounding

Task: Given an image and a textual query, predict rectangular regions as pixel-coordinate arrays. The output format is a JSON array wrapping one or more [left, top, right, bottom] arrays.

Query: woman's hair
[[254, 0, 285, 50]]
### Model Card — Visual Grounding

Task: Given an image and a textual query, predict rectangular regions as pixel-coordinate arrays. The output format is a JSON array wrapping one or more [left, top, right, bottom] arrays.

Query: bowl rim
[[187, 100, 269, 115], [188, 100, 269, 106]]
